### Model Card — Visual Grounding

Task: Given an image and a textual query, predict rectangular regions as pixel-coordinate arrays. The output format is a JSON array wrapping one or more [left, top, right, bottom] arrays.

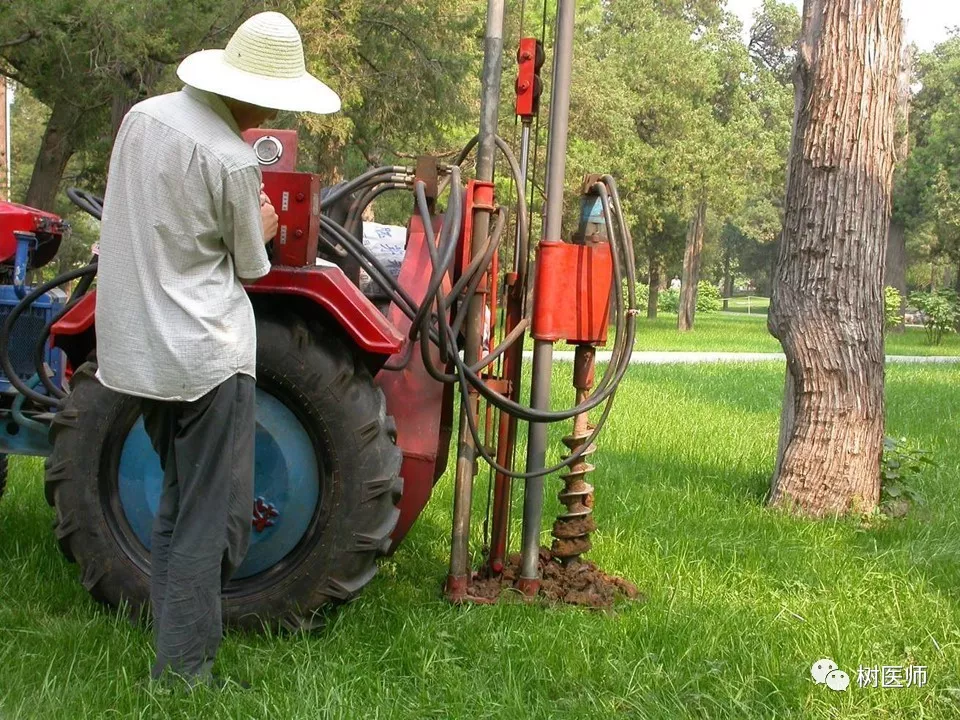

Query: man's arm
[[221, 165, 273, 281]]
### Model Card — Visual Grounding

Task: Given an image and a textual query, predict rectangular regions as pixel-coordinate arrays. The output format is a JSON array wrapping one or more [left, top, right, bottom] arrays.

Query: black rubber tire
[[0, 454, 7, 502], [45, 313, 403, 631]]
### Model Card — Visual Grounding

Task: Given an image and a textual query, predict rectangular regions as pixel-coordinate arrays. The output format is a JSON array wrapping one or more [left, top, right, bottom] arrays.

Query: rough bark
[[25, 99, 81, 211], [767, 0, 902, 517], [647, 253, 661, 319], [678, 198, 706, 331]]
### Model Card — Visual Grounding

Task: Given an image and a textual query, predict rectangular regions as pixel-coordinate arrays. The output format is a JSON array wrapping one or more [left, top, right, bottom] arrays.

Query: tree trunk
[[955, 257, 960, 295], [678, 198, 706, 331], [647, 252, 661, 319], [25, 99, 81, 211], [885, 221, 907, 331], [111, 63, 162, 138], [767, 0, 902, 517], [722, 245, 733, 311]]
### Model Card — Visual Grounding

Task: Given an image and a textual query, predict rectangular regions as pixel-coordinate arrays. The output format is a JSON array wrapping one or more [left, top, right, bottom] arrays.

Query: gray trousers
[[140, 373, 256, 683]]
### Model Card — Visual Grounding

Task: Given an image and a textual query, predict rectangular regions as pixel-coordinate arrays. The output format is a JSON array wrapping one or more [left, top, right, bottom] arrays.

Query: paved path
[[522, 350, 960, 365]]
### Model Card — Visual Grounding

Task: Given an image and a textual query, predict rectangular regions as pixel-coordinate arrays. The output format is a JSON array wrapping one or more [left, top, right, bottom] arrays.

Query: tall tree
[[675, 5, 792, 331], [897, 35, 960, 293], [0, 0, 263, 209], [767, 0, 902, 516]]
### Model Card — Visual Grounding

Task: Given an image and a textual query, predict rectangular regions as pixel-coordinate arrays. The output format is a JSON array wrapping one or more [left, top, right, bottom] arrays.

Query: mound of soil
[[463, 547, 643, 609]]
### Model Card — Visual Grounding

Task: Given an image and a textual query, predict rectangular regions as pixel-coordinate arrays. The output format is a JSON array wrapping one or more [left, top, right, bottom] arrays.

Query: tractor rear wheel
[[45, 314, 403, 631]]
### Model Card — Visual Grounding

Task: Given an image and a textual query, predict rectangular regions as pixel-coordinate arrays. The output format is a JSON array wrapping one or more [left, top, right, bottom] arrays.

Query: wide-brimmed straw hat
[[176, 11, 341, 114]]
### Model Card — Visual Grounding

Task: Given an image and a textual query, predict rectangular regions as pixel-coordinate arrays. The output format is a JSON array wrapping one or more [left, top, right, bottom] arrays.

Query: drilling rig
[[0, 0, 637, 626]]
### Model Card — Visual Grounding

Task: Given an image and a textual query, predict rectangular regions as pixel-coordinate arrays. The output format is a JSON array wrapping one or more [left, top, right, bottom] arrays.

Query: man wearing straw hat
[[95, 12, 340, 689]]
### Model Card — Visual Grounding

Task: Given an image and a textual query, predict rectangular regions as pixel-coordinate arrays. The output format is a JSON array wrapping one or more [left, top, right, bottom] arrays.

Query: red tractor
[[0, 2, 636, 628]]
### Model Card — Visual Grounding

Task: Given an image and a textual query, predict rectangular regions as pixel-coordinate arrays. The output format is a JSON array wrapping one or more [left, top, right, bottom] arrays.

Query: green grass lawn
[[723, 296, 771, 314], [2, 363, 960, 718], [526, 311, 960, 356]]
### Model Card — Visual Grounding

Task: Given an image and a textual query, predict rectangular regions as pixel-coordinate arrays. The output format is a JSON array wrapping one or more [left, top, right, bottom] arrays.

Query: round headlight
[[253, 136, 283, 166]]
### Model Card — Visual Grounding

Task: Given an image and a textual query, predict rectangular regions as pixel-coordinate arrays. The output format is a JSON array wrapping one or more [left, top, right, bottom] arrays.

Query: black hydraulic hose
[[345, 182, 412, 236], [447, 185, 638, 478], [68, 266, 97, 303], [415, 206, 507, 385], [443, 134, 530, 285], [1, 263, 99, 408], [412, 165, 636, 424], [408, 174, 462, 344], [320, 216, 419, 318], [34, 294, 86, 400], [34, 257, 100, 398], [321, 217, 450, 353], [450, 212, 504, 338], [319, 167, 411, 208], [410, 178, 461, 364], [438, 186, 636, 423]]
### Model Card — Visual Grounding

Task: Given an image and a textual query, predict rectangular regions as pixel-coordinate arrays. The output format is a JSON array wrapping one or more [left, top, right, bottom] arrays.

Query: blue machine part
[[0, 409, 54, 456], [12, 232, 36, 299], [580, 195, 606, 226], [117, 389, 320, 579], [0, 283, 67, 397]]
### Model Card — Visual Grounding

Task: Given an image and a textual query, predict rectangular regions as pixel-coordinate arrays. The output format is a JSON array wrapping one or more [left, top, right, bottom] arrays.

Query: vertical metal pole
[[447, 0, 506, 599], [517, 0, 577, 593], [513, 122, 532, 260], [487, 119, 533, 576]]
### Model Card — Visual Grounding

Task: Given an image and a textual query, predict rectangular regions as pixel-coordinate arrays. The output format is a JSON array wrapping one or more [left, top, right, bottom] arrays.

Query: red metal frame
[[50, 266, 404, 363], [247, 267, 402, 354], [259, 172, 322, 267], [0, 200, 68, 268], [486, 269, 525, 575], [375, 213, 452, 549], [515, 38, 543, 119], [531, 241, 613, 344]]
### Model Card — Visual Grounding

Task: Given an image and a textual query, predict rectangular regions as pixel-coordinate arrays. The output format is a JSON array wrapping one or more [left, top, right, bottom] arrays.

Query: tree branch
[[0, 30, 40, 49], [359, 17, 438, 66]]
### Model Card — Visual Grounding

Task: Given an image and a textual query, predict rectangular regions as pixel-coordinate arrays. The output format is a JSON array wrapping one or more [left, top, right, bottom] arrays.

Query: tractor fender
[[245, 265, 404, 358], [50, 265, 404, 369]]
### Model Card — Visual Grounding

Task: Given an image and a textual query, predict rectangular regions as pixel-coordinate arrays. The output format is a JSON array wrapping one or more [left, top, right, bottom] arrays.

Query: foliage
[[884, 285, 904, 328], [896, 35, 960, 281], [880, 436, 935, 517], [636, 282, 650, 310], [909, 289, 960, 345], [9, 84, 100, 274], [0, 0, 485, 211], [0, 0, 270, 207], [696, 280, 722, 313], [657, 288, 680, 314]]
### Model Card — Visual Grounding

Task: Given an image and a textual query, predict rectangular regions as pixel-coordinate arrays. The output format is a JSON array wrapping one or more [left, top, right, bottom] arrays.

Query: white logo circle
[[811, 658, 838, 684], [826, 670, 850, 692]]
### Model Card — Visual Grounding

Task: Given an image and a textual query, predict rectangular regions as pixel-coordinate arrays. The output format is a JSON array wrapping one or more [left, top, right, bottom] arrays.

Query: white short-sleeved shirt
[[94, 85, 271, 402]]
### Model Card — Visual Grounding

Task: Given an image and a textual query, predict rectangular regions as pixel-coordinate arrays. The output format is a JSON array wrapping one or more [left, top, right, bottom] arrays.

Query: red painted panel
[[51, 266, 404, 358], [260, 172, 321, 267], [531, 241, 613, 344], [247, 266, 403, 354], [0, 200, 67, 267], [375, 214, 451, 550], [51, 289, 96, 337], [515, 37, 544, 119]]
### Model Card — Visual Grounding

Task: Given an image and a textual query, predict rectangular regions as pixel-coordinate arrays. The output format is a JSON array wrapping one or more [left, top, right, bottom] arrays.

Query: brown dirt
[[462, 547, 643, 609]]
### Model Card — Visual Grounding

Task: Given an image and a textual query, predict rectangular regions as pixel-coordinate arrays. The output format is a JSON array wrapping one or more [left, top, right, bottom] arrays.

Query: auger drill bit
[[551, 345, 598, 563]]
